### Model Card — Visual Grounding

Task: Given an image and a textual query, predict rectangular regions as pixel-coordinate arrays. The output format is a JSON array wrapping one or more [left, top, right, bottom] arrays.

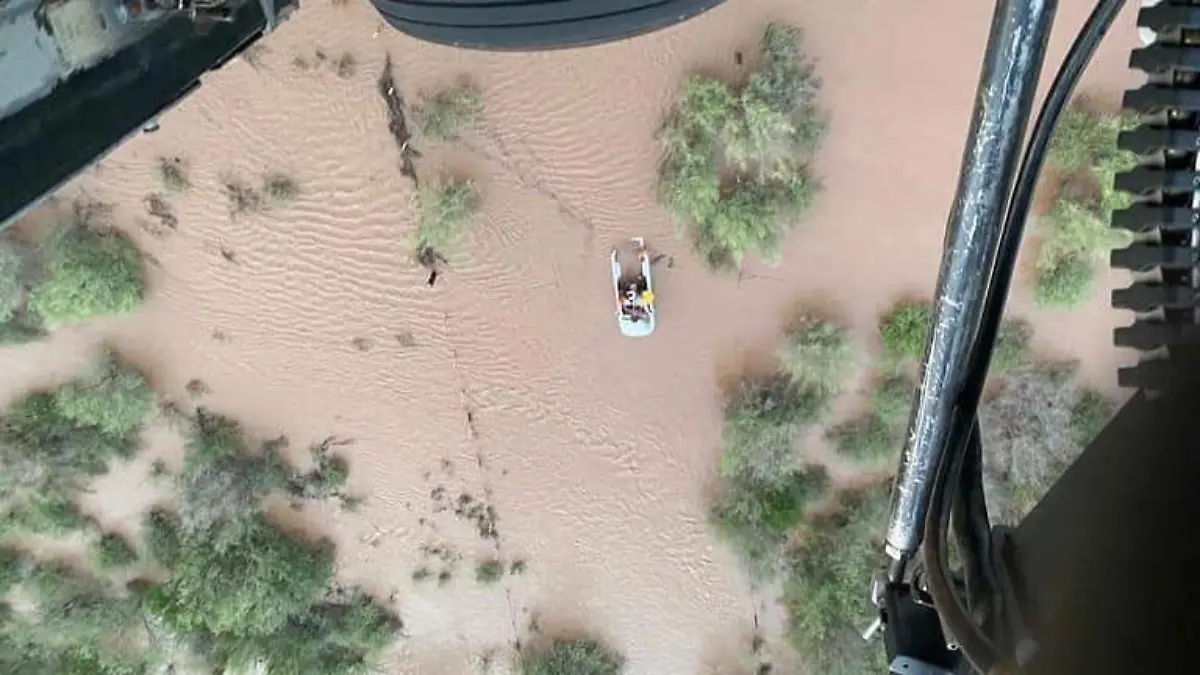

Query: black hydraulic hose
[[924, 419, 998, 673], [959, 0, 1128, 430], [919, 1, 1129, 671], [952, 424, 995, 619]]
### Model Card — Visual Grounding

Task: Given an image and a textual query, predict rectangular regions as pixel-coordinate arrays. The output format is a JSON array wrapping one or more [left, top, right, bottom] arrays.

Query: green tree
[[779, 313, 855, 392], [785, 483, 890, 675], [879, 300, 931, 363], [145, 515, 334, 637], [28, 228, 144, 326], [53, 351, 155, 438], [658, 23, 824, 271], [521, 638, 624, 675]]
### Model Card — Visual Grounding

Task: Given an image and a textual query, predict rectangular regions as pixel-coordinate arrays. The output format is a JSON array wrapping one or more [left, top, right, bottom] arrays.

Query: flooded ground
[[0, 0, 1144, 672]]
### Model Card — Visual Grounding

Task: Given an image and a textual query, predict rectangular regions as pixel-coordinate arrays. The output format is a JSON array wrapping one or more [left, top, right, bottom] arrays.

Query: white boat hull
[[611, 237, 656, 337]]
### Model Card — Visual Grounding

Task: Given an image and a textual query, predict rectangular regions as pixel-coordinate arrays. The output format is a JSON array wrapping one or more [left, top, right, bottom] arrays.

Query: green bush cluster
[[0, 351, 153, 532], [778, 313, 856, 394], [90, 533, 138, 571], [719, 373, 830, 485], [0, 240, 23, 324], [0, 237, 49, 346], [658, 23, 824, 271], [878, 300, 930, 364], [710, 464, 828, 575], [870, 375, 915, 428], [712, 311, 856, 575], [145, 411, 400, 674], [992, 318, 1033, 374], [878, 300, 1032, 375], [416, 178, 480, 259], [174, 414, 354, 535], [475, 559, 504, 584], [0, 547, 21, 593], [978, 360, 1115, 523], [145, 514, 335, 637], [520, 638, 625, 675], [0, 201, 145, 342], [784, 483, 891, 675], [55, 352, 156, 438], [1035, 100, 1136, 309], [146, 513, 398, 675], [5, 495, 92, 535], [28, 227, 145, 327], [847, 305, 1034, 463], [825, 414, 896, 463], [417, 79, 484, 141], [0, 561, 153, 675], [1034, 200, 1129, 308], [712, 325, 854, 575], [1, 369, 393, 674], [826, 373, 914, 465]]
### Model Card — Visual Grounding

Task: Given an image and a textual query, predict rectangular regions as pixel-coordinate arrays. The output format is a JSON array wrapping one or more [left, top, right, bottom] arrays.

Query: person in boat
[[621, 278, 654, 315]]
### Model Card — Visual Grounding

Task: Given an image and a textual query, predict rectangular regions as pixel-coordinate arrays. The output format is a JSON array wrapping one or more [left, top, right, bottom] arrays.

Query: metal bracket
[[889, 656, 956, 675]]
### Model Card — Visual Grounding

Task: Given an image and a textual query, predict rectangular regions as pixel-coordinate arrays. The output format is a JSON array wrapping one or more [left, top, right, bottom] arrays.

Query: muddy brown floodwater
[[0, 0, 1144, 672]]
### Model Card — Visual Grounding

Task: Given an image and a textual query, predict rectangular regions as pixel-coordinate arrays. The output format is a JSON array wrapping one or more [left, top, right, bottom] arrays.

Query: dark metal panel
[[0, 0, 297, 229]]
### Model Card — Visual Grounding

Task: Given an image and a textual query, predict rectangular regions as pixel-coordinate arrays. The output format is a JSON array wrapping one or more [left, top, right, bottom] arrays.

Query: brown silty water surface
[[0, 0, 1144, 672]]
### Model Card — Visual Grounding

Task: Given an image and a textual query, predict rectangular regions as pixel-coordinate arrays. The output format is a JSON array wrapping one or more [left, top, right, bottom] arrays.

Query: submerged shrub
[[710, 465, 828, 575], [145, 514, 335, 637], [143, 507, 183, 569], [263, 172, 300, 203], [1036, 99, 1136, 309], [0, 547, 22, 593], [520, 638, 625, 675], [719, 373, 829, 485], [658, 23, 824, 271], [879, 300, 931, 363], [158, 156, 191, 193], [0, 240, 24, 323], [53, 351, 155, 438], [28, 227, 145, 326], [779, 313, 855, 392], [418, 79, 484, 141], [1034, 200, 1128, 310], [0, 355, 150, 505], [826, 413, 899, 462], [871, 374, 915, 427], [978, 361, 1115, 523], [785, 483, 890, 675], [91, 532, 138, 570], [475, 559, 504, 585], [416, 178, 480, 257]]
